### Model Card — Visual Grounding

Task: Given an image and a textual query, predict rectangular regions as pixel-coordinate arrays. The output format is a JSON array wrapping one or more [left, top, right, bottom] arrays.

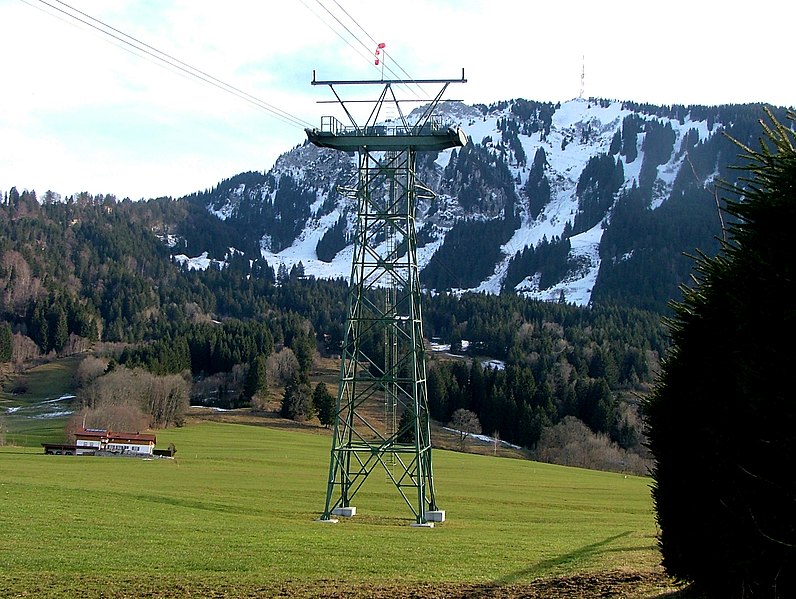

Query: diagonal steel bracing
[[306, 75, 466, 525]]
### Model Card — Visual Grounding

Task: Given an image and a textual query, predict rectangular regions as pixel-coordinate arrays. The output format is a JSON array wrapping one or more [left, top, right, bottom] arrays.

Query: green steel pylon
[[306, 73, 467, 525]]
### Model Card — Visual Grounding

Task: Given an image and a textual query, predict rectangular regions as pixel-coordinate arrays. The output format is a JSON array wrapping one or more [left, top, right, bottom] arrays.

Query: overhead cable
[[303, 0, 425, 99], [296, 0, 375, 69], [25, 0, 315, 130], [326, 0, 424, 94]]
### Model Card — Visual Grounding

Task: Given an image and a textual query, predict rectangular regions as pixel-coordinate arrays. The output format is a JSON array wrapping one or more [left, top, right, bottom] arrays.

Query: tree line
[[1, 186, 663, 466]]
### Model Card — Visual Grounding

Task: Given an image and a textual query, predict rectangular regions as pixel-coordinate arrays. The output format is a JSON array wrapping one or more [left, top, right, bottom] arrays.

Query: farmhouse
[[43, 428, 157, 457]]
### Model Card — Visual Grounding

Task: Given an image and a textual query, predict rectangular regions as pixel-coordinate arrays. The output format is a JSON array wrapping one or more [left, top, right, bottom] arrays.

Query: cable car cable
[[26, 0, 314, 130]]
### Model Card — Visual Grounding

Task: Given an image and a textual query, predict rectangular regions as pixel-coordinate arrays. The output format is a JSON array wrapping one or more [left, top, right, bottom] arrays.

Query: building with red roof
[[43, 428, 157, 456]]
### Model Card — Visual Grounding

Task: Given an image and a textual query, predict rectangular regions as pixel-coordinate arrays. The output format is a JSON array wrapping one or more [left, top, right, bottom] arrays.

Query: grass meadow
[[0, 419, 669, 597], [0, 356, 81, 446]]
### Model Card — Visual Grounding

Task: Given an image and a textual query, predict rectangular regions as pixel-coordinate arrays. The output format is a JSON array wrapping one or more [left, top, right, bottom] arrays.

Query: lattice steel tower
[[306, 72, 467, 526]]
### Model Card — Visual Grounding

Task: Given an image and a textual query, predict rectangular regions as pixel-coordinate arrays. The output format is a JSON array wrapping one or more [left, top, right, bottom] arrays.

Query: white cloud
[[0, 0, 791, 200]]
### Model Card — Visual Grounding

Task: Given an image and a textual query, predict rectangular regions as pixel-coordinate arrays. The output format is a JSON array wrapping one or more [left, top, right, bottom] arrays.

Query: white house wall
[[106, 443, 153, 454]]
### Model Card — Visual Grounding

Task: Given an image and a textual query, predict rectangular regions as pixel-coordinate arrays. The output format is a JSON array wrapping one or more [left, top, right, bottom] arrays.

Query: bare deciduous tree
[[73, 355, 109, 388], [449, 408, 481, 451], [533, 416, 649, 475], [0, 251, 44, 314], [267, 348, 299, 386], [66, 404, 149, 441], [80, 368, 140, 410], [75, 367, 188, 429], [11, 333, 40, 367], [144, 373, 189, 428], [61, 333, 93, 357]]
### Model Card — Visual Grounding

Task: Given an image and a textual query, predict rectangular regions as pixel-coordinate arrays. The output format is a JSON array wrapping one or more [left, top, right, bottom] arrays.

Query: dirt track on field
[[0, 569, 694, 598], [265, 570, 690, 598]]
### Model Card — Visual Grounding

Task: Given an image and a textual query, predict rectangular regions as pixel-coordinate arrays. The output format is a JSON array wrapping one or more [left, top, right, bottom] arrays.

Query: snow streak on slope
[[206, 98, 719, 305], [454, 98, 715, 304], [515, 223, 603, 305]]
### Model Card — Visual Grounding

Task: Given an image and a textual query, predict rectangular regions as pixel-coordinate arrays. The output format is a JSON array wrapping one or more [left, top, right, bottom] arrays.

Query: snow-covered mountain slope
[[186, 98, 786, 311], [461, 98, 715, 302]]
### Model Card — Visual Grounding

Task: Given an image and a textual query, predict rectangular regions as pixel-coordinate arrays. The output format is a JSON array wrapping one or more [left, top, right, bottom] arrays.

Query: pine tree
[[277, 263, 289, 284], [609, 129, 622, 155], [644, 111, 796, 598], [244, 354, 268, 400], [29, 303, 49, 353], [316, 216, 348, 262], [312, 382, 335, 428], [396, 407, 414, 444], [0, 321, 12, 362], [525, 147, 551, 219], [49, 306, 68, 353], [291, 334, 315, 377], [280, 374, 314, 422]]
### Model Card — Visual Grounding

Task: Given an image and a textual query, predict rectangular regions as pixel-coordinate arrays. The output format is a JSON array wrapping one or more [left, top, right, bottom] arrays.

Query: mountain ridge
[[182, 97, 787, 311]]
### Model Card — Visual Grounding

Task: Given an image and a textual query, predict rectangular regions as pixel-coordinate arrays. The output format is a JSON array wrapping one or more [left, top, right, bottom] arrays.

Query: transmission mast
[[306, 71, 467, 526]]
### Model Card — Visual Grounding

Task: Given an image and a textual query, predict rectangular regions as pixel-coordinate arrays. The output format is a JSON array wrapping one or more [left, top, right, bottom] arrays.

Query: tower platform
[[306, 117, 468, 152]]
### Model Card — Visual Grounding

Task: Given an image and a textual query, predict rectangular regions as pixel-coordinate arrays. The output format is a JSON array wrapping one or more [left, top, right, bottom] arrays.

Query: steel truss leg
[[320, 149, 439, 524]]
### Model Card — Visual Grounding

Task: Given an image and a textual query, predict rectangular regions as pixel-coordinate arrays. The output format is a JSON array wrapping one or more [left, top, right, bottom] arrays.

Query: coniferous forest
[[0, 190, 663, 469], [8, 99, 786, 472]]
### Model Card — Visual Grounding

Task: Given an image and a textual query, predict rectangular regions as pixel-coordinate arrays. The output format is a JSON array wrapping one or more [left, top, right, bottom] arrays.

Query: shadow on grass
[[456, 531, 635, 598], [133, 492, 256, 515], [508, 531, 632, 580], [85, 488, 255, 516], [652, 585, 706, 598]]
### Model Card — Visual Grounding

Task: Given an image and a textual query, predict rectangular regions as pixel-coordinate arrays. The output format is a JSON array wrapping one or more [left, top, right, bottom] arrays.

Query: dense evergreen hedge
[[645, 112, 796, 597]]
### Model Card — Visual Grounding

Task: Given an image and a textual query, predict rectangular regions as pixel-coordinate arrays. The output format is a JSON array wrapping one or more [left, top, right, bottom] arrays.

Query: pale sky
[[1, 0, 791, 201]]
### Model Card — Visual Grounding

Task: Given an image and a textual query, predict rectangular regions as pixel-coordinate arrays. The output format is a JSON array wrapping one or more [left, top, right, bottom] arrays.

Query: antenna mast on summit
[[306, 72, 467, 527], [580, 54, 585, 99]]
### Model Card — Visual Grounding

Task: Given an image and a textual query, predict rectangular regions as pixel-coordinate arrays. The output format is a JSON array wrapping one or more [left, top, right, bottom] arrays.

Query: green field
[[1, 357, 80, 446], [0, 419, 674, 597]]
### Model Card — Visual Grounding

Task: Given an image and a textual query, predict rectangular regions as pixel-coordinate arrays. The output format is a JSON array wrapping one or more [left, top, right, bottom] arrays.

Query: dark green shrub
[[645, 112, 796, 598]]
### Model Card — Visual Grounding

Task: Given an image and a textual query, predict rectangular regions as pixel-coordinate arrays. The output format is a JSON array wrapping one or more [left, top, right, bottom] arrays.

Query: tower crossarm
[[306, 72, 469, 152]]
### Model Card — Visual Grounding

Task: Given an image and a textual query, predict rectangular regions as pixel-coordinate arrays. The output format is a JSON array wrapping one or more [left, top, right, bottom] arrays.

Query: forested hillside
[[7, 97, 781, 470], [1, 191, 663, 469], [187, 99, 791, 313]]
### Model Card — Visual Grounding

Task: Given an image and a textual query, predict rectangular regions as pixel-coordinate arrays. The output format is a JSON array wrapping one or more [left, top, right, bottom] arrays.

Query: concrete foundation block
[[424, 510, 446, 522]]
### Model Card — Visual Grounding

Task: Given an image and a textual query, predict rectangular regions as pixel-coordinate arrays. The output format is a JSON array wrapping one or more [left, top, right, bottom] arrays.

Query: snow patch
[[516, 222, 603, 306], [443, 427, 521, 449], [429, 340, 471, 353], [157, 234, 180, 248], [209, 203, 235, 221], [481, 359, 506, 371], [36, 410, 73, 419], [173, 252, 226, 271]]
